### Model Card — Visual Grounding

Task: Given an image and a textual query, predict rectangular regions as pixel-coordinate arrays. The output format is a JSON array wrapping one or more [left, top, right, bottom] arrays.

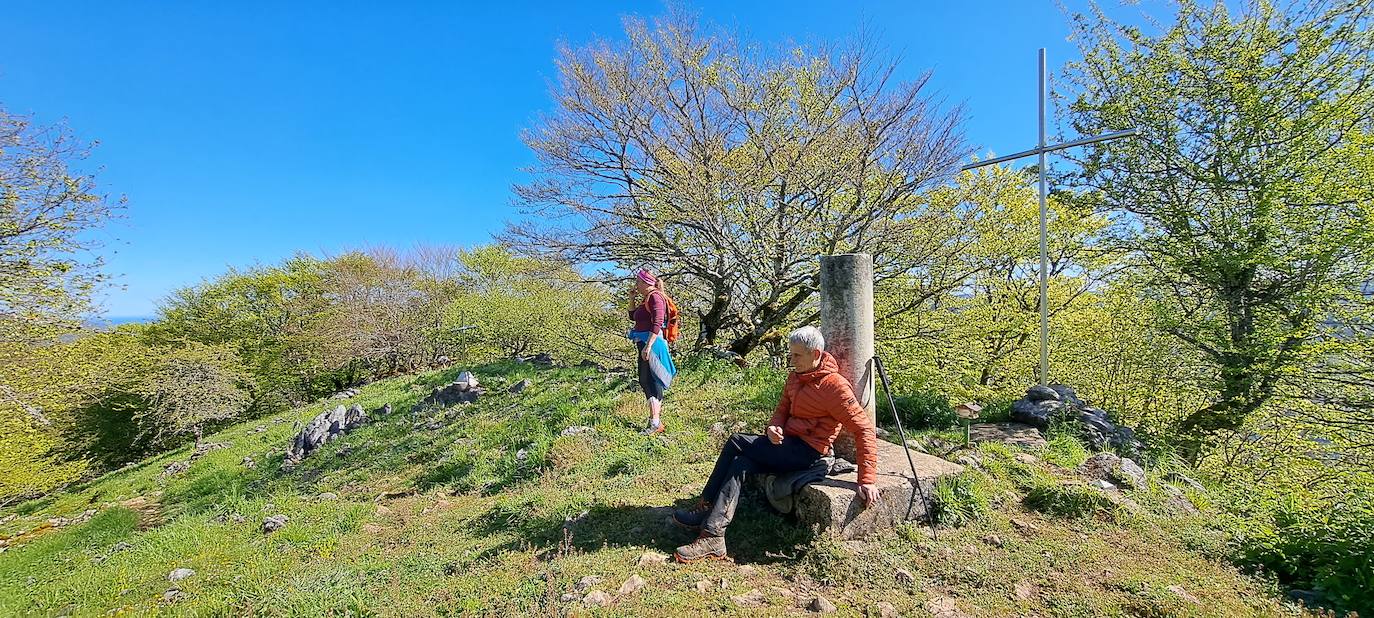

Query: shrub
[[1042, 432, 1091, 469], [888, 391, 958, 430], [1025, 481, 1113, 518], [931, 470, 995, 526], [1229, 491, 1374, 614]]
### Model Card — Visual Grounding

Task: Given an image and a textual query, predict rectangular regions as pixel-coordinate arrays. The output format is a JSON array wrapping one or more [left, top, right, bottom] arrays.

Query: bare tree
[[505, 10, 969, 357]]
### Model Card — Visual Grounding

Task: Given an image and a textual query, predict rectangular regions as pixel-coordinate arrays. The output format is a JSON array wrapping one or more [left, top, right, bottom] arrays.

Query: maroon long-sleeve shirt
[[628, 291, 666, 335]]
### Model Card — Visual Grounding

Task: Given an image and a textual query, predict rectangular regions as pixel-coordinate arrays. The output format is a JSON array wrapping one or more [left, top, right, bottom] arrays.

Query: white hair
[[788, 326, 825, 352]]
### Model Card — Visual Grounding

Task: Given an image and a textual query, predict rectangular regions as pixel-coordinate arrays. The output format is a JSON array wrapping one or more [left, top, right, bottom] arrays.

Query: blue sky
[[1, 1, 1167, 318]]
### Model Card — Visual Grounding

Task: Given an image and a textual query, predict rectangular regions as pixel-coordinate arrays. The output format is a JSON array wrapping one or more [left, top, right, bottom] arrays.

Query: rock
[[894, 568, 915, 585], [968, 423, 1048, 449], [283, 404, 370, 467], [636, 551, 667, 567], [317, 492, 338, 501], [162, 588, 182, 602], [508, 379, 531, 394], [191, 441, 231, 459], [618, 574, 646, 595], [111, 541, 131, 553], [330, 388, 359, 400], [738, 565, 758, 576], [1093, 479, 1116, 490], [1165, 472, 1205, 493], [378, 403, 392, 416], [559, 593, 576, 602], [955, 454, 982, 468], [560, 426, 594, 437], [577, 359, 607, 371], [162, 461, 190, 476], [1048, 384, 1084, 407], [531, 353, 556, 368], [1010, 398, 1063, 428], [874, 427, 891, 439], [413, 381, 484, 415], [924, 595, 968, 618], [252, 425, 268, 433], [808, 595, 837, 613], [1078, 453, 1146, 489], [167, 568, 195, 582], [904, 439, 927, 453], [1026, 385, 1060, 402], [694, 580, 712, 594], [1168, 585, 1200, 605], [456, 371, 480, 389], [262, 515, 288, 533], [876, 601, 899, 617], [240, 456, 256, 468], [1286, 589, 1328, 608], [1014, 580, 1036, 601], [1161, 484, 1200, 515], [1014, 453, 1039, 464], [731, 589, 766, 607], [516, 448, 529, 462], [1010, 516, 1040, 532], [575, 575, 602, 592], [709, 422, 727, 438], [982, 534, 1004, 548], [581, 590, 612, 607]]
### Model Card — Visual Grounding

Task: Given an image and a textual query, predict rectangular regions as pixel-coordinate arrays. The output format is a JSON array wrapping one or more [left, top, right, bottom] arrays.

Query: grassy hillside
[[0, 360, 1313, 616]]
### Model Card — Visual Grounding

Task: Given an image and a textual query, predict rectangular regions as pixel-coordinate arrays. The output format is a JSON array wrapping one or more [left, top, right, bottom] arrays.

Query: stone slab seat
[[786, 440, 964, 539]]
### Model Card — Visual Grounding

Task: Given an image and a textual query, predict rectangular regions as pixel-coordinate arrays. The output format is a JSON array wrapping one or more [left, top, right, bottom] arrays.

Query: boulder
[[168, 568, 195, 582], [1009, 385, 1144, 457], [414, 380, 485, 413], [508, 379, 531, 395], [262, 515, 288, 533], [1078, 453, 1146, 489], [967, 423, 1047, 449], [283, 404, 370, 468], [1026, 385, 1060, 402]]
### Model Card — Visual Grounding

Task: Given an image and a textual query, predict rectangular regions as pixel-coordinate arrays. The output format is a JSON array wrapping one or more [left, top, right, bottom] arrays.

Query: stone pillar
[[819, 253, 875, 462]]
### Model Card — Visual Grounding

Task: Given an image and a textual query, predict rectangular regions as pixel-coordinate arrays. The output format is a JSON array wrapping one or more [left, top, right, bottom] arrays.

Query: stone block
[[790, 440, 963, 539]]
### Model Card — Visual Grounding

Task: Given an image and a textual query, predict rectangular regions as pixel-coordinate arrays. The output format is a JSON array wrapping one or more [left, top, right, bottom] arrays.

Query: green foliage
[[1043, 431, 1092, 470], [888, 392, 958, 431], [1025, 482, 1114, 519], [931, 470, 995, 526], [1064, 0, 1374, 451]]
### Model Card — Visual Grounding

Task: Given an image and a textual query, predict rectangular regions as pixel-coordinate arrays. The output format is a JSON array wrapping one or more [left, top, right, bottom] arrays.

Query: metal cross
[[960, 48, 1137, 386]]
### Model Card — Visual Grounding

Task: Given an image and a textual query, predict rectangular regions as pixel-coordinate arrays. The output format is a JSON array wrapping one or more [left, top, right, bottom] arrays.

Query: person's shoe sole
[[673, 550, 727, 564], [641, 426, 665, 436]]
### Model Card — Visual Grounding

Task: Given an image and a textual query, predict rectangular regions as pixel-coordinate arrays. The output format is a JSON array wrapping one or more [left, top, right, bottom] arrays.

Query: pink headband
[[635, 270, 657, 286]]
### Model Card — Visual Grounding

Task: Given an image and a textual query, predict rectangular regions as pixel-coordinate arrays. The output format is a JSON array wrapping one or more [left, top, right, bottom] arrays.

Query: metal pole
[[873, 355, 937, 540], [1037, 48, 1050, 387]]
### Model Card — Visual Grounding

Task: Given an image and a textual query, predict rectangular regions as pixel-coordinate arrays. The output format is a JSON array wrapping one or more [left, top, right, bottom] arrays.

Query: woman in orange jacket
[[671, 325, 879, 563]]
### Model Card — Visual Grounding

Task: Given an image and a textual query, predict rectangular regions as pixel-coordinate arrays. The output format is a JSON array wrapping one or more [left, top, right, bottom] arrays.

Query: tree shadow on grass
[[471, 491, 818, 566]]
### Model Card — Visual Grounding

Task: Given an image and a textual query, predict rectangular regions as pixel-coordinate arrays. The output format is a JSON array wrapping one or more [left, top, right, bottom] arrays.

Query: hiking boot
[[674, 533, 727, 563], [640, 418, 664, 435], [672, 499, 711, 531]]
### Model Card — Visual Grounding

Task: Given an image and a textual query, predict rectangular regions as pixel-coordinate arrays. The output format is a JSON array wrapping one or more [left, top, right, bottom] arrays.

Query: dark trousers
[[700, 433, 822, 536]]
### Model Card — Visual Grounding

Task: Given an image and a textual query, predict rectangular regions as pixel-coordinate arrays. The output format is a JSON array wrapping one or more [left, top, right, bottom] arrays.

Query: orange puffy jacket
[[769, 351, 878, 485]]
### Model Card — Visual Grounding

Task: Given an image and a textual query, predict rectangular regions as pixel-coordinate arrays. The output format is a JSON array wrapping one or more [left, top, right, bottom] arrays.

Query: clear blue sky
[[1, 1, 1166, 319]]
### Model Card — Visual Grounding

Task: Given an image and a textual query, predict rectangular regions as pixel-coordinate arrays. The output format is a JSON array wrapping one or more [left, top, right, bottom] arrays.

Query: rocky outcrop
[[282, 404, 370, 468], [1010, 384, 1144, 457]]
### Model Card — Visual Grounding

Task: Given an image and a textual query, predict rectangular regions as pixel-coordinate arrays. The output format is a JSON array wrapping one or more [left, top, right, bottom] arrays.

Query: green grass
[[0, 361, 1315, 616]]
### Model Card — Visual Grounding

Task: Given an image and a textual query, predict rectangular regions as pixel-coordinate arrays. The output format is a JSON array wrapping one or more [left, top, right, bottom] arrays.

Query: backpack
[[662, 294, 682, 344], [646, 290, 682, 344]]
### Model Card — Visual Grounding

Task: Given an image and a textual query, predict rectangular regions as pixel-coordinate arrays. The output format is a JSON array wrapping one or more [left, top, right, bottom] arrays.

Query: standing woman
[[628, 269, 677, 435]]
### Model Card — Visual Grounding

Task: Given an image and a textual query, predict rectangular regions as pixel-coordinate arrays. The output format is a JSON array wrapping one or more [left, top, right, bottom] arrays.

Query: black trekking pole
[[873, 355, 938, 541]]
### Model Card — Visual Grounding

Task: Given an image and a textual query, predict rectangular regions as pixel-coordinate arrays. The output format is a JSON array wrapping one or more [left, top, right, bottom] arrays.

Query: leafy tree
[[1062, 0, 1374, 453], [127, 341, 254, 447], [1, 108, 120, 503], [444, 245, 623, 363], [505, 10, 969, 357]]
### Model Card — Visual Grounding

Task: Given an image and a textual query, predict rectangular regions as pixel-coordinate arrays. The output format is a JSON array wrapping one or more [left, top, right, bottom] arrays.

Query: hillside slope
[[0, 361, 1312, 616]]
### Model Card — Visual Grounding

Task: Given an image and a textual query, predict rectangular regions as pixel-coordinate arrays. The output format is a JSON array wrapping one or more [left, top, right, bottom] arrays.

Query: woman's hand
[[641, 347, 651, 361]]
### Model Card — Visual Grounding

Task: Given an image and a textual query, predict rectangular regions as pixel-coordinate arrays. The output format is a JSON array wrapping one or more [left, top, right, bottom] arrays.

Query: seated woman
[[671, 326, 879, 563]]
